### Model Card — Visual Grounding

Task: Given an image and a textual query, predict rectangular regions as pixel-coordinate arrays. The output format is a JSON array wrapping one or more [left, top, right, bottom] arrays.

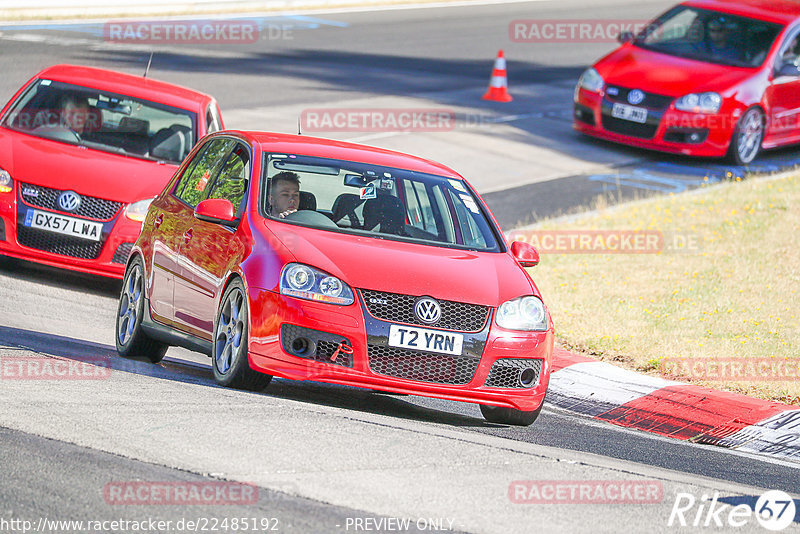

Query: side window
[[779, 31, 800, 68], [206, 145, 250, 217], [173, 138, 235, 208]]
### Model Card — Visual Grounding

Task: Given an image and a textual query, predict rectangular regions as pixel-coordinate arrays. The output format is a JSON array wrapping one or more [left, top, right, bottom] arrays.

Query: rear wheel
[[212, 279, 272, 391], [480, 401, 544, 426], [115, 256, 168, 363], [728, 107, 764, 166]]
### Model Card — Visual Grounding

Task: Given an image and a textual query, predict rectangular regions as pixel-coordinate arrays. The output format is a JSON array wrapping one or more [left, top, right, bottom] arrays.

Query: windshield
[[262, 154, 501, 252], [2, 79, 197, 163], [633, 6, 783, 68]]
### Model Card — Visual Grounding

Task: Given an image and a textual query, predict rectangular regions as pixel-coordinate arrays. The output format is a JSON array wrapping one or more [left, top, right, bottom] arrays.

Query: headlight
[[0, 168, 12, 193], [577, 68, 604, 94], [675, 92, 722, 114], [280, 263, 354, 305], [496, 296, 548, 331], [125, 198, 153, 222]]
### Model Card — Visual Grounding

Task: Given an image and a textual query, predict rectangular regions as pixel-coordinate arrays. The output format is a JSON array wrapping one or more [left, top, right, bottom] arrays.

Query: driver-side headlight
[[280, 263, 354, 306], [124, 198, 153, 222], [0, 168, 12, 193], [577, 68, 605, 94], [675, 92, 722, 114], [496, 296, 548, 331]]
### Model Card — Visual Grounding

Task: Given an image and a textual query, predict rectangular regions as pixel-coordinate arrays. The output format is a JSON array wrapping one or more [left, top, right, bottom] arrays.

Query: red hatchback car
[[574, 0, 800, 165], [0, 64, 223, 278], [115, 131, 553, 426]]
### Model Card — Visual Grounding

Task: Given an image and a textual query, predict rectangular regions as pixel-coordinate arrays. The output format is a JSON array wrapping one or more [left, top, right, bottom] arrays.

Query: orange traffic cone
[[482, 50, 513, 102]]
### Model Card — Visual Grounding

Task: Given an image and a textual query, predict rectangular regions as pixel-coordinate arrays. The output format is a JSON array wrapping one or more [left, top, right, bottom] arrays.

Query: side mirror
[[511, 240, 539, 268], [777, 62, 800, 77], [194, 198, 237, 226], [617, 30, 634, 44]]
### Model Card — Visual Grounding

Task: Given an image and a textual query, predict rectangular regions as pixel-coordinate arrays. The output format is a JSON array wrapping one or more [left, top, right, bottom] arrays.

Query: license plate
[[388, 325, 463, 356], [23, 209, 102, 242], [612, 103, 648, 124]]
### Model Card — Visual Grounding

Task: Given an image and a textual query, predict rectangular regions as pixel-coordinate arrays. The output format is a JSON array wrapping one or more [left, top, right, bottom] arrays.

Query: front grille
[[361, 289, 489, 332], [280, 324, 353, 368], [605, 86, 673, 110], [17, 226, 103, 259], [19, 183, 123, 221], [112, 242, 134, 264], [601, 115, 659, 139], [367, 344, 479, 385], [485, 358, 543, 389]]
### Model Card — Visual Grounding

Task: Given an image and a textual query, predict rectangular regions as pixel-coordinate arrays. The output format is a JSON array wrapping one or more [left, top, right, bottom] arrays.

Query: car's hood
[[0, 129, 177, 203], [595, 45, 756, 96], [267, 223, 538, 306]]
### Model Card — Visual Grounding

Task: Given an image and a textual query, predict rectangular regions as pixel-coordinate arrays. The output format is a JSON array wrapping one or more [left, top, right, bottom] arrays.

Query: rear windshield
[[261, 153, 502, 252], [633, 6, 783, 68], [1, 79, 197, 163]]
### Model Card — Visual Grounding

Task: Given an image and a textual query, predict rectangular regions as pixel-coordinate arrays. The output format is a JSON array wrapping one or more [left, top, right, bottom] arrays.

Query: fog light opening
[[519, 368, 536, 387], [291, 337, 313, 356]]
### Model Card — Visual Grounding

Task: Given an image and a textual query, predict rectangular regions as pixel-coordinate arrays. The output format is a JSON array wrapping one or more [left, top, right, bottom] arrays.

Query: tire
[[480, 401, 544, 426], [116, 256, 168, 363], [728, 107, 764, 166], [212, 278, 272, 391]]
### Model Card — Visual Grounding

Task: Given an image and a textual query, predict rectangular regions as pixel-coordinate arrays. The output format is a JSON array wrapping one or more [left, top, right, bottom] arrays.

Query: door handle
[[183, 228, 193, 244], [154, 214, 163, 228]]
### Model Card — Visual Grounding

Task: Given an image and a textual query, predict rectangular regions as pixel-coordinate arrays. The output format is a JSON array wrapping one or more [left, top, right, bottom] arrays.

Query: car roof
[[238, 131, 464, 179], [684, 0, 800, 25], [36, 64, 214, 112]]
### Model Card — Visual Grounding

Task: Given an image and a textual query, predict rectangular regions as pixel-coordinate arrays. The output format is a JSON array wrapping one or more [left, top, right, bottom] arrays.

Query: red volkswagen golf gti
[[574, 0, 800, 165], [116, 131, 553, 425], [0, 64, 223, 278]]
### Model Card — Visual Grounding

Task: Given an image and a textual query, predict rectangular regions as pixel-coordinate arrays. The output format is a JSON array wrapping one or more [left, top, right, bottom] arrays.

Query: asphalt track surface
[[0, 1, 799, 532]]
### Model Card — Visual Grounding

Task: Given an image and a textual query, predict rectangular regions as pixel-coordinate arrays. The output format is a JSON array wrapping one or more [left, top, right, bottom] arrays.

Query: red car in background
[[574, 0, 800, 165], [115, 131, 553, 426], [0, 64, 223, 278]]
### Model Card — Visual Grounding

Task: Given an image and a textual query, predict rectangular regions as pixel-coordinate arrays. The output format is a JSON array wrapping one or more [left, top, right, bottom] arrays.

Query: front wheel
[[212, 279, 272, 391], [116, 256, 168, 363], [728, 107, 764, 166], [480, 401, 544, 426]]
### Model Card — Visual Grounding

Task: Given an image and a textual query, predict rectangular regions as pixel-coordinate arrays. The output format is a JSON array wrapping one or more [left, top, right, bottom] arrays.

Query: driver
[[60, 94, 93, 135], [268, 171, 300, 218], [705, 17, 741, 61]]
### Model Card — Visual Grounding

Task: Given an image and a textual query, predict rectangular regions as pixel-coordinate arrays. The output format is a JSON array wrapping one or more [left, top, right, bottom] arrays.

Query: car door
[[764, 27, 800, 145], [172, 139, 246, 339]]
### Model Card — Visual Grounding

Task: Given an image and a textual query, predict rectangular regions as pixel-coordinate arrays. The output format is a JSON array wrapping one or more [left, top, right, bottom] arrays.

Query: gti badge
[[57, 190, 81, 212], [627, 89, 645, 105], [414, 297, 441, 324]]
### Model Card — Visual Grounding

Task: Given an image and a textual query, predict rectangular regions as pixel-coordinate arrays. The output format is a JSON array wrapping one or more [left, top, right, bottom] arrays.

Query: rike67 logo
[[668, 490, 797, 531]]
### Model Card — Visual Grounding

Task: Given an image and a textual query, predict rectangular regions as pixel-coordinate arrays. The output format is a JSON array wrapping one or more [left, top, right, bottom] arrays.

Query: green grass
[[522, 174, 800, 404]]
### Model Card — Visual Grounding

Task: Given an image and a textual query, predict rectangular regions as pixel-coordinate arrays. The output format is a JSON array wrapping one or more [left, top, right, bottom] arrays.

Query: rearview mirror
[[194, 198, 237, 226], [511, 240, 539, 267], [617, 30, 634, 44]]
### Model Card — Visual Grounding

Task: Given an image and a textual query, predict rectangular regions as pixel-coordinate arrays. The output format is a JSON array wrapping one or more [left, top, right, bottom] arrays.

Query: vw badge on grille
[[414, 297, 441, 324], [627, 89, 645, 105], [57, 191, 81, 212]]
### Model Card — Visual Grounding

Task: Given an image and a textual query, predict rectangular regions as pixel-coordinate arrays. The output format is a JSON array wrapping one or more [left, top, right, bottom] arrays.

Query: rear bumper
[[247, 288, 552, 412]]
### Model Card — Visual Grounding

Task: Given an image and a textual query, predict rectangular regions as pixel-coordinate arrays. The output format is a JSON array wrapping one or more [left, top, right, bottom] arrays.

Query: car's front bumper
[[247, 288, 552, 412], [574, 87, 734, 158], [0, 184, 139, 279]]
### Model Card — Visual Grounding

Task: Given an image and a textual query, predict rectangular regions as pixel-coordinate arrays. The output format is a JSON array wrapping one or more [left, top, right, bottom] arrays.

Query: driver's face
[[63, 101, 90, 134], [269, 180, 300, 214]]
